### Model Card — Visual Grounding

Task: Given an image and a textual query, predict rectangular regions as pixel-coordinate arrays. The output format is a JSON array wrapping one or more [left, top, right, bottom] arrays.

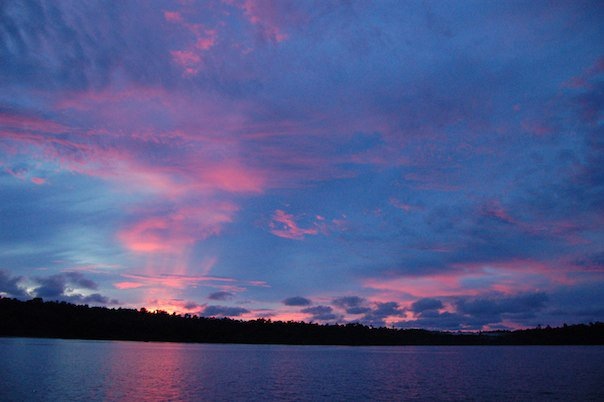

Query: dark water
[[1, 338, 602, 401]]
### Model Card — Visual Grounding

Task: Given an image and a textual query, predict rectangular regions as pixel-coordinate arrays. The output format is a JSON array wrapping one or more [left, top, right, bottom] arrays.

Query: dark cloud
[[573, 252, 604, 271], [346, 306, 372, 315], [79, 293, 106, 303], [301, 305, 338, 321], [410, 298, 443, 313], [35, 274, 69, 298], [536, 282, 604, 326], [64, 272, 98, 290], [301, 305, 332, 315], [456, 292, 548, 317], [34, 272, 97, 298], [396, 293, 550, 330], [332, 296, 364, 308], [0, 1, 175, 90], [203, 305, 249, 317], [208, 291, 234, 301], [0, 270, 27, 298], [184, 301, 199, 310], [256, 312, 276, 319], [574, 81, 604, 125], [361, 302, 403, 327], [283, 296, 312, 306], [341, 64, 604, 284], [69, 293, 117, 305], [394, 311, 484, 331], [32, 272, 114, 305], [332, 296, 371, 314], [373, 302, 402, 316]]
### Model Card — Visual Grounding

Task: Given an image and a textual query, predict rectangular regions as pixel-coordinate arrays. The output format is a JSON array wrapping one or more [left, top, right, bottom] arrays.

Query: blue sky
[[1, 0, 603, 330]]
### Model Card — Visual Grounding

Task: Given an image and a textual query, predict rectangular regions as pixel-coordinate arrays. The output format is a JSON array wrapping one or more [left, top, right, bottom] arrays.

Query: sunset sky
[[1, 0, 603, 330]]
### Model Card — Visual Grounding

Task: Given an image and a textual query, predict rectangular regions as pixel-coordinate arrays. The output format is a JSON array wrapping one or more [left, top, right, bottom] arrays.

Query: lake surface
[[1, 338, 602, 401]]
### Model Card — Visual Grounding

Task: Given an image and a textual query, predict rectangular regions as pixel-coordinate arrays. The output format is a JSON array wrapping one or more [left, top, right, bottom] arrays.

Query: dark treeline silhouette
[[1, 297, 602, 345]]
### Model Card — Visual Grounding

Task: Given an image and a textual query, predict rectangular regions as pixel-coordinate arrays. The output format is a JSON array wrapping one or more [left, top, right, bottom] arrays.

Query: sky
[[0, 0, 603, 331]]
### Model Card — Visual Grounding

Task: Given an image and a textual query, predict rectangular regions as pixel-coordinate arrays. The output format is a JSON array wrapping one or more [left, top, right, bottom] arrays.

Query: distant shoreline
[[2, 297, 603, 346], [3, 336, 604, 348]]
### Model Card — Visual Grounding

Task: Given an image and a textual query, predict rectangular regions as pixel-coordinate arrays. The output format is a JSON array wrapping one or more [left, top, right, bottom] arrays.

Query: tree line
[[1, 297, 602, 345]]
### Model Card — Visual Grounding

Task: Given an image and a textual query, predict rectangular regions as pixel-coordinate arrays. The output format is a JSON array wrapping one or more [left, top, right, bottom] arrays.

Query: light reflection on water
[[1, 338, 603, 401]]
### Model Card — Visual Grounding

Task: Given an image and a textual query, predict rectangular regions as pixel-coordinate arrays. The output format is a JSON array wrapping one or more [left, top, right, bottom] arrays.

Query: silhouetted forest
[[1, 297, 602, 345]]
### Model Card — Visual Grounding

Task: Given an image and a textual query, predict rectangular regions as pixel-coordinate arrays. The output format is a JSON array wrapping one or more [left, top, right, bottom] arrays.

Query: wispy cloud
[[269, 210, 322, 240]]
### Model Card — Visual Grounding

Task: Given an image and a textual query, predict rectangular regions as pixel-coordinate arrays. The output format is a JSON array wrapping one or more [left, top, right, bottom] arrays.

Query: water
[[1, 338, 602, 401]]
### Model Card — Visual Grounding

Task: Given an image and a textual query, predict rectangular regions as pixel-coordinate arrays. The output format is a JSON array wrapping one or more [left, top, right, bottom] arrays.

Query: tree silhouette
[[1, 297, 602, 345]]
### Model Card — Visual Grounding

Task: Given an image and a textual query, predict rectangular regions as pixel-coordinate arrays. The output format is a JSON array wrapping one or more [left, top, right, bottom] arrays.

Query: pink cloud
[[562, 56, 604, 90], [454, 259, 574, 286], [12, 85, 270, 188], [521, 119, 553, 136], [0, 110, 65, 134], [389, 198, 420, 213], [54, 85, 257, 143], [477, 200, 591, 246], [3, 164, 46, 186], [1, 88, 279, 293], [114, 281, 144, 290], [238, 0, 288, 42], [247, 280, 270, 287], [163, 6, 218, 75], [171, 50, 201, 65], [30, 177, 46, 185], [170, 50, 202, 76], [480, 200, 517, 224], [200, 165, 265, 193], [140, 298, 204, 315], [118, 203, 238, 254], [564, 76, 589, 90], [163, 11, 183, 23], [586, 57, 604, 75], [269, 209, 322, 240], [118, 217, 180, 254], [116, 266, 268, 302], [3, 167, 27, 180], [42, 85, 401, 195], [196, 30, 217, 50], [363, 259, 573, 301], [364, 274, 474, 299], [2, 82, 410, 310], [121, 271, 233, 290]]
